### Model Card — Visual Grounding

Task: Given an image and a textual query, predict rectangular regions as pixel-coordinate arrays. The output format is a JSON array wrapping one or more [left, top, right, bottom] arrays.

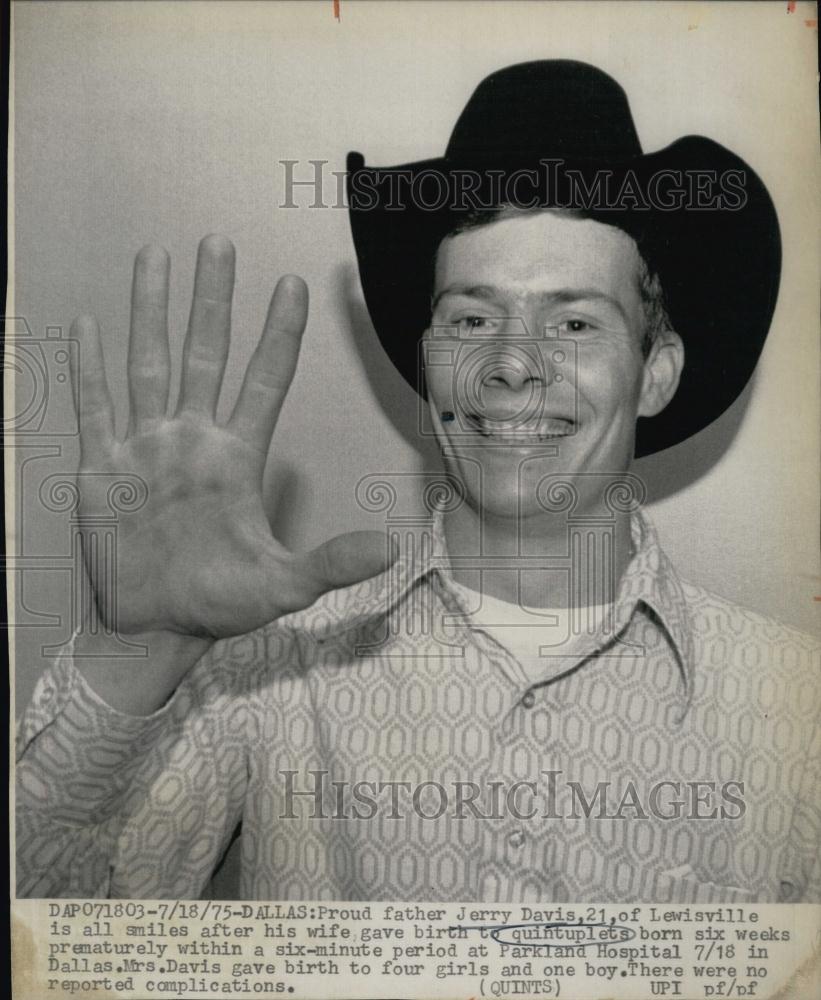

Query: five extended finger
[[128, 244, 171, 433], [176, 234, 235, 418], [69, 314, 115, 457], [227, 274, 308, 453]]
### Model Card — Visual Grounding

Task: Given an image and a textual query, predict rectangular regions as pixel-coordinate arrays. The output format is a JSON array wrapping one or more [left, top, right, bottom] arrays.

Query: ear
[[638, 330, 684, 418]]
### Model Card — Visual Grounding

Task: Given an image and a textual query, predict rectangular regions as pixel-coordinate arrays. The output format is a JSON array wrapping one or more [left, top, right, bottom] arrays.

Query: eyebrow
[[432, 283, 628, 322]]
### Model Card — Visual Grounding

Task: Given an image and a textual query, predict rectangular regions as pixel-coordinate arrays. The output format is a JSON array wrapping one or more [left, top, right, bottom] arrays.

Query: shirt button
[[507, 829, 526, 849], [521, 690, 536, 709]]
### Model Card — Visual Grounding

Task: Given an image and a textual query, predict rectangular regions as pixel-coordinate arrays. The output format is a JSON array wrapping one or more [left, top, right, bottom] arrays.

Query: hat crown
[[445, 60, 643, 167]]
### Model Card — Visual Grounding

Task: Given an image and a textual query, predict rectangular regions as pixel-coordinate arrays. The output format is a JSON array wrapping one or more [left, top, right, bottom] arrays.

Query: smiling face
[[424, 210, 683, 522]]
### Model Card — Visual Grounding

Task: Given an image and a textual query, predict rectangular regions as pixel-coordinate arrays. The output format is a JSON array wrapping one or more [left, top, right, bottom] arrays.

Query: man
[[16, 62, 819, 902]]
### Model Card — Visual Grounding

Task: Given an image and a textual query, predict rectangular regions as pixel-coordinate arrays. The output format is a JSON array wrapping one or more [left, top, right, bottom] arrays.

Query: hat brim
[[346, 136, 781, 458]]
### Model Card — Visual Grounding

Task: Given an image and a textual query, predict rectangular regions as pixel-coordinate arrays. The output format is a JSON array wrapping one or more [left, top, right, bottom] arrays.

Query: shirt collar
[[614, 509, 695, 697], [287, 507, 694, 695]]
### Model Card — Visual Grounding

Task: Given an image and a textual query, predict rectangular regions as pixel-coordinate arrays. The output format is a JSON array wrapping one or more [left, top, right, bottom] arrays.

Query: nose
[[456, 344, 552, 423], [478, 345, 547, 392]]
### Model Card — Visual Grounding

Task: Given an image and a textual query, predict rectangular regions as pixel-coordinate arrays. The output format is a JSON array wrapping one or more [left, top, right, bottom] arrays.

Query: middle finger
[[176, 234, 235, 419]]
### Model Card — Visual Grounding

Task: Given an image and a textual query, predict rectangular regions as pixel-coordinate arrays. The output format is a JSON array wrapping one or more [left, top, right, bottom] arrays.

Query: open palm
[[71, 235, 391, 640]]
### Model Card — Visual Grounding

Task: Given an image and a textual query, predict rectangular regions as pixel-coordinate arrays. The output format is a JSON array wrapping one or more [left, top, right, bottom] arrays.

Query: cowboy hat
[[346, 60, 781, 457]]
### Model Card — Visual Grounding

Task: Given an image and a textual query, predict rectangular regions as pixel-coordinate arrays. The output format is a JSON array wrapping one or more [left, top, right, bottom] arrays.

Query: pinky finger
[[69, 315, 116, 457]]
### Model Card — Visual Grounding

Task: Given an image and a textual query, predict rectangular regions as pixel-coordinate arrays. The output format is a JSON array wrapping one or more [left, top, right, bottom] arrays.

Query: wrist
[[73, 625, 214, 716]]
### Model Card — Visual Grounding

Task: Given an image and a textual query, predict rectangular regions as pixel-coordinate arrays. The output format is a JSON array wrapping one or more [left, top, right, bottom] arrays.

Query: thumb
[[295, 530, 398, 600]]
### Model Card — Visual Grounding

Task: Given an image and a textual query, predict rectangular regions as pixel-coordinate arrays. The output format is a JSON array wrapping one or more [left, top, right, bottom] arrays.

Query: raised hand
[[70, 235, 392, 642]]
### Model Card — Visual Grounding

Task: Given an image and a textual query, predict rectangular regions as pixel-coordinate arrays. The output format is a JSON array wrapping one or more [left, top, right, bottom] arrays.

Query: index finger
[[226, 275, 308, 454]]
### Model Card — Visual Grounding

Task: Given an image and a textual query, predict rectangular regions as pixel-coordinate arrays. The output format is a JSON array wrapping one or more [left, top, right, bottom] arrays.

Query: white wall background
[[10, 1, 820, 709]]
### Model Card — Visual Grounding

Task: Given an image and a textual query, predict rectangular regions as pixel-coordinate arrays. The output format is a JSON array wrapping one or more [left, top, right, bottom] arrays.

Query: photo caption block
[[11, 900, 821, 999]]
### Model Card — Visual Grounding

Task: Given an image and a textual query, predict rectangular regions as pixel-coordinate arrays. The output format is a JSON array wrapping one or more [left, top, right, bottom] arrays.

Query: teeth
[[454, 413, 575, 442], [479, 431, 571, 443], [475, 419, 574, 441]]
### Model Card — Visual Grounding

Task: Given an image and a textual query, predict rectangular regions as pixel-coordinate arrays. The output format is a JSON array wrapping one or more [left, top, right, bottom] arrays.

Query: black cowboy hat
[[346, 60, 781, 458]]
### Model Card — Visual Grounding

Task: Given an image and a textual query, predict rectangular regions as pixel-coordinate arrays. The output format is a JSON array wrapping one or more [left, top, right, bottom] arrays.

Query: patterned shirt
[[16, 511, 821, 902]]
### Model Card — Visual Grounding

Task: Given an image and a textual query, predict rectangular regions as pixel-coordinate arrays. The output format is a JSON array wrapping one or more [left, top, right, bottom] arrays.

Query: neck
[[442, 502, 634, 610]]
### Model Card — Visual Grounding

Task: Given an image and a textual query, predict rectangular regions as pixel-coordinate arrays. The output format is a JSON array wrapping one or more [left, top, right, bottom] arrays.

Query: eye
[[560, 319, 595, 334], [456, 315, 494, 331]]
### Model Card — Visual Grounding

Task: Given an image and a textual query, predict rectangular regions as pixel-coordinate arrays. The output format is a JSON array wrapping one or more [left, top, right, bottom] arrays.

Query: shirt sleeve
[[779, 713, 821, 903], [15, 635, 251, 899]]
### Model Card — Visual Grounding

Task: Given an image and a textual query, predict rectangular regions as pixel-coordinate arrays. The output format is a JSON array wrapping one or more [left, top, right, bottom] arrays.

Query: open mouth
[[465, 415, 576, 442]]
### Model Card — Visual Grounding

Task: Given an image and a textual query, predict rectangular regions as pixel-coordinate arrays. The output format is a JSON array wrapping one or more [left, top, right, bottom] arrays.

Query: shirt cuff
[[15, 631, 180, 760]]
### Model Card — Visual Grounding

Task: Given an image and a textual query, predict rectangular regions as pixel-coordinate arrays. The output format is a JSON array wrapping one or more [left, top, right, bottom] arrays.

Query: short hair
[[438, 206, 674, 358]]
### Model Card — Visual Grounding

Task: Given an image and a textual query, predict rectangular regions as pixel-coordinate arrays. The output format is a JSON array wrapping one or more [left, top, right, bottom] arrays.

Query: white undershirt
[[456, 587, 614, 685]]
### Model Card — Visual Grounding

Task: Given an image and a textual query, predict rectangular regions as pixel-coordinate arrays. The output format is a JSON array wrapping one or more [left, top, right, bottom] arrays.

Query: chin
[[459, 474, 553, 524], [471, 490, 526, 523]]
